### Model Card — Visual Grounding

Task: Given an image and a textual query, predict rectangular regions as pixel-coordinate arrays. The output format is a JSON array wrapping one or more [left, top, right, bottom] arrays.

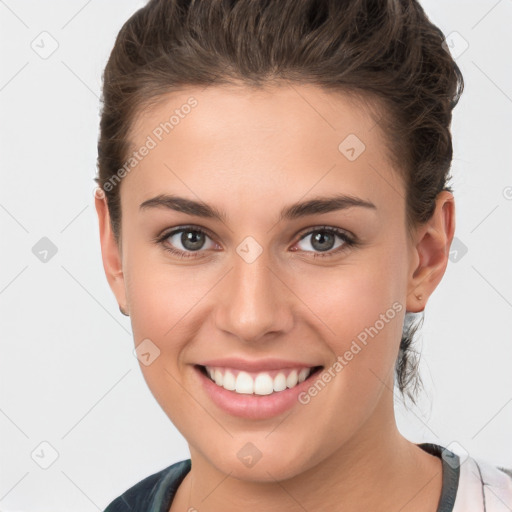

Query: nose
[[214, 247, 294, 344]]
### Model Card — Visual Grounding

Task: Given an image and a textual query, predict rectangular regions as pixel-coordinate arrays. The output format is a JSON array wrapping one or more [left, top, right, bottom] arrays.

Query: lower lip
[[194, 365, 323, 420]]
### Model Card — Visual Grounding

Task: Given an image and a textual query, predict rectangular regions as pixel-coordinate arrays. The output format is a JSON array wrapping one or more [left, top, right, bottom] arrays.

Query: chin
[[199, 441, 317, 483]]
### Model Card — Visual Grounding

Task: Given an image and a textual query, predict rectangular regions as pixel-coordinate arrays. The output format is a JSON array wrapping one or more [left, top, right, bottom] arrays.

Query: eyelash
[[154, 225, 357, 260]]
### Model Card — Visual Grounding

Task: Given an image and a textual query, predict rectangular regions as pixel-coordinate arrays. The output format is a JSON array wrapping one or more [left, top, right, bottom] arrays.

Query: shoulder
[[454, 454, 512, 512], [103, 459, 191, 512], [418, 443, 511, 512]]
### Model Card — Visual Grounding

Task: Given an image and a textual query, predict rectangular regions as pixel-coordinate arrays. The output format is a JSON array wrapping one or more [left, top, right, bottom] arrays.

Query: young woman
[[94, 0, 512, 510]]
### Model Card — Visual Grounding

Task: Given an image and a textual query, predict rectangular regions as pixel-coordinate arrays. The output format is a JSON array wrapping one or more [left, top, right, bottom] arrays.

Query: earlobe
[[94, 189, 128, 314], [406, 191, 456, 313]]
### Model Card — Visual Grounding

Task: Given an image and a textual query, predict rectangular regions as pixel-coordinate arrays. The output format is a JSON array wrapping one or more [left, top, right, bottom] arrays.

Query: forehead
[[123, 83, 404, 223]]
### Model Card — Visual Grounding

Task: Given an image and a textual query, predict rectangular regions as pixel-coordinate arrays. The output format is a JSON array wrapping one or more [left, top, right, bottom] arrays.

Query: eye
[[154, 225, 357, 260], [155, 226, 217, 259], [292, 226, 356, 259]]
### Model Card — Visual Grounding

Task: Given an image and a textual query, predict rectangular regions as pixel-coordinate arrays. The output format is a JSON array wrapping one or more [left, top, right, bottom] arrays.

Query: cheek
[[289, 246, 406, 384], [123, 261, 195, 421], [124, 252, 208, 342]]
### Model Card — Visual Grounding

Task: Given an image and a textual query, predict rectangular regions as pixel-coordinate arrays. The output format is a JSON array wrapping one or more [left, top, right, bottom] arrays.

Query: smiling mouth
[[196, 364, 324, 396]]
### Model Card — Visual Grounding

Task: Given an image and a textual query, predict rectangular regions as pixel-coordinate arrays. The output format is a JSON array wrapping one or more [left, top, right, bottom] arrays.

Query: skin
[[95, 83, 455, 511]]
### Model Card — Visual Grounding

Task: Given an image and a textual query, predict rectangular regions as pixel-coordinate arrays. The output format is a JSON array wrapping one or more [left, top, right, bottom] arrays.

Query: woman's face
[[98, 83, 436, 481]]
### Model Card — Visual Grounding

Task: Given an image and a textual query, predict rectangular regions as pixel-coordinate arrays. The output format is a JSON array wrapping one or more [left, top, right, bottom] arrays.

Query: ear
[[406, 190, 456, 313], [94, 189, 129, 314]]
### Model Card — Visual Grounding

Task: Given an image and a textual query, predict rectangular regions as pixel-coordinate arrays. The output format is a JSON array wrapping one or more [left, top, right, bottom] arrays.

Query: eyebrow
[[139, 193, 376, 222]]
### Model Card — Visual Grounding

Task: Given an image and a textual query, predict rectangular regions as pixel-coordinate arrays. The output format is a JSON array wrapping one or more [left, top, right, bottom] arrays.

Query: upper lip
[[197, 358, 322, 372]]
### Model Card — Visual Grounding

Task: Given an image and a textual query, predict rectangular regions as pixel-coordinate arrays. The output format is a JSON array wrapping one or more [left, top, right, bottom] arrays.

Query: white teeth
[[254, 373, 274, 395], [286, 370, 298, 388], [214, 369, 223, 386], [204, 366, 315, 395], [298, 368, 310, 383], [273, 372, 287, 392], [223, 370, 236, 391], [235, 371, 254, 394]]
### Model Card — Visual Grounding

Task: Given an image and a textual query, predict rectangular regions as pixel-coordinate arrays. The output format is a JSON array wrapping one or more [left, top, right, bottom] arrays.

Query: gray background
[[1, 0, 511, 510]]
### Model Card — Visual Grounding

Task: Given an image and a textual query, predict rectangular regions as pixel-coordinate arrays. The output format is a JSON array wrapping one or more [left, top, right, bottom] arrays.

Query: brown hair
[[95, 0, 464, 405]]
